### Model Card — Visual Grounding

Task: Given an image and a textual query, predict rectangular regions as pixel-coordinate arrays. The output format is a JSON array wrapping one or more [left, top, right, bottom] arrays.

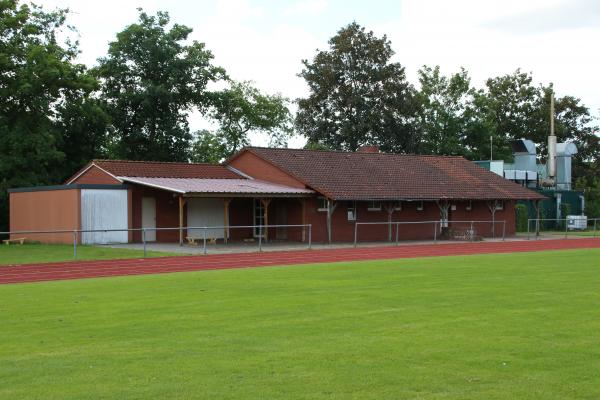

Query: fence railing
[[0, 224, 312, 259], [526, 218, 599, 240], [353, 220, 506, 247]]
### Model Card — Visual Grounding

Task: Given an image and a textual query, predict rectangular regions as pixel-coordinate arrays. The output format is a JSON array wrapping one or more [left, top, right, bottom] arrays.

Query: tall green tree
[[417, 66, 474, 156], [0, 0, 101, 231], [94, 9, 225, 161], [209, 81, 293, 156], [190, 130, 228, 163], [475, 70, 599, 164], [296, 22, 420, 152]]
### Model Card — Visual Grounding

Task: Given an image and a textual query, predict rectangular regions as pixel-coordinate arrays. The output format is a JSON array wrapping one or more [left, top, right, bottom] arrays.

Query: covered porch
[[120, 176, 314, 244]]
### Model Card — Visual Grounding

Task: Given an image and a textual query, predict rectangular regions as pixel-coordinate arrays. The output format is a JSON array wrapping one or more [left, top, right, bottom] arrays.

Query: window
[[347, 201, 356, 221], [367, 200, 382, 211], [317, 197, 328, 212], [496, 200, 504, 211], [466, 200, 473, 211], [416, 201, 424, 211], [393, 201, 402, 211], [253, 199, 265, 237]]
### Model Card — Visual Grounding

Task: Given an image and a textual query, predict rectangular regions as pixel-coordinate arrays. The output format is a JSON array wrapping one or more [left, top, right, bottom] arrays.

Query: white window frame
[[317, 197, 328, 212], [496, 200, 504, 211], [347, 201, 356, 221], [367, 200, 382, 211], [393, 201, 402, 211], [416, 201, 424, 211], [253, 199, 265, 237]]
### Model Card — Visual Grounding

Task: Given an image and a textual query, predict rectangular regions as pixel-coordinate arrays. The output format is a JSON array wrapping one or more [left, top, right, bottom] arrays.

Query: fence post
[[353, 223, 358, 248], [203, 227, 207, 255], [502, 221, 506, 241], [308, 224, 312, 250], [142, 228, 147, 258], [594, 219, 597, 238], [395, 223, 399, 246], [73, 230, 78, 259], [258, 225, 262, 252], [433, 222, 437, 243], [527, 219, 530, 240], [564, 217, 568, 239]]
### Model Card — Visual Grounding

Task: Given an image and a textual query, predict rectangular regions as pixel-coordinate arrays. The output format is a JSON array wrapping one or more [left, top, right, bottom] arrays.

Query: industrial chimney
[[547, 92, 557, 178]]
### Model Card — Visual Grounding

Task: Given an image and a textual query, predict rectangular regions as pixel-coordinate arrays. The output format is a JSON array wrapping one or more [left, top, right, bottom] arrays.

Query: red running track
[[1, 238, 599, 285]]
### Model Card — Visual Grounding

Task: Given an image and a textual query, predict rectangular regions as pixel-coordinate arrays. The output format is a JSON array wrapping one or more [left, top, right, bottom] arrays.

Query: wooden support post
[[223, 198, 231, 243], [383, 202, 395, 241], [300, 198, 306, 242], [178, 196, 186, 246], [487, 200, 498, 238], [436, 200, 450, 236], [326, 199, 338, 244], [261, 198, 271, 242]]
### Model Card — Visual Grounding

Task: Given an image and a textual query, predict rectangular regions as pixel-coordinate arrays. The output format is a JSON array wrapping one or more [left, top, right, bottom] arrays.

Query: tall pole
[[490, 136, 493, 161]]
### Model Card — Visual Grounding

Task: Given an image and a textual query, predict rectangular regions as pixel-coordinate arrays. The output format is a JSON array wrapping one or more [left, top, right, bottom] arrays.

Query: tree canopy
[[0, 0, 105, 231], [296, 22, 421, 153], [94, 9, 226, 161]]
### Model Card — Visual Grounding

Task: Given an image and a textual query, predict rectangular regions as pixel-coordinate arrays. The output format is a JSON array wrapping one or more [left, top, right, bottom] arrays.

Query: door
[[81, 189, 128, 244], [142, 197, 156, 241], [276, 202, 287, 240], [186, 198, 225, 239]]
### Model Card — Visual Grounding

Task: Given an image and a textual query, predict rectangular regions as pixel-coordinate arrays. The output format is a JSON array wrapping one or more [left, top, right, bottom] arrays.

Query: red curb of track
[[1, 238, 599, 284]]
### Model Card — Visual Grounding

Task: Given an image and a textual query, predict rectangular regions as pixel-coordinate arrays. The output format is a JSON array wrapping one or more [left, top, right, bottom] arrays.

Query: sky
[[39, 0, 600, 148]]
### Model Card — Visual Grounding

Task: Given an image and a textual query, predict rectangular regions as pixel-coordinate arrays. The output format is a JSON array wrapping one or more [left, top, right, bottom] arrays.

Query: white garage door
[[187, 198, 225, 239], [81, 189, 128, 244]]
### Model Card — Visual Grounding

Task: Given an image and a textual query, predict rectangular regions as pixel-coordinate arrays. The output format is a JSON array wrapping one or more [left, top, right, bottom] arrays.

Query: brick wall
[[70, 165, 121, 185], [228, 151, 306, 188]]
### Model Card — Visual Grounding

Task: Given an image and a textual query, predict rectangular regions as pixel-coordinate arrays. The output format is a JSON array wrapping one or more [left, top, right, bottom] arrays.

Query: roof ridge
[[93, 159, 222, 166], [245, 147, 465, 159]]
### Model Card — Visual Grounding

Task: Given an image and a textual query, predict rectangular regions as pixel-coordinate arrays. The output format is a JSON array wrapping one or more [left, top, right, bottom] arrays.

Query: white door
[[142, 197, 157, 241], [81, 189, 128, 244], [187, 198, 224, 239]]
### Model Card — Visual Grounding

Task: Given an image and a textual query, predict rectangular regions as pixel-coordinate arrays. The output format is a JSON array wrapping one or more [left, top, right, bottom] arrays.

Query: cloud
[[283, 0, 328, 17], [483, 0, 600, 34]]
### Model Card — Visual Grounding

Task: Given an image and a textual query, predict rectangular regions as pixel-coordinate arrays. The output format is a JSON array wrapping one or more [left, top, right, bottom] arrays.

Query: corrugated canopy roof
[[232, 147, 546, 201], [118, 177, 314, 196]]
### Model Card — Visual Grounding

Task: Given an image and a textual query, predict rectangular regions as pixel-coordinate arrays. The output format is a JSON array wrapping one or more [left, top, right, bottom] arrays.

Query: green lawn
[[1, 249, 600, 399], [0, 243, 177, 265]]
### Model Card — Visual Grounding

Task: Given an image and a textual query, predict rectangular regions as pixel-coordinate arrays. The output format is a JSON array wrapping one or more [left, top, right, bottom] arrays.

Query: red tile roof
[[232, 147, 546, 201], [67, 160, 241, 183]]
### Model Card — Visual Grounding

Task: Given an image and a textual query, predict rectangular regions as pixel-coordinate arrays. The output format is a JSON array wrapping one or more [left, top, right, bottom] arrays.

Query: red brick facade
[[70, 165, 121, 185]]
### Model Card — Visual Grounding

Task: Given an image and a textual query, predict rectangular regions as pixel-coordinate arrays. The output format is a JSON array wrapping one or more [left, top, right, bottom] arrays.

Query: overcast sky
[[39, 0, 600, 147]]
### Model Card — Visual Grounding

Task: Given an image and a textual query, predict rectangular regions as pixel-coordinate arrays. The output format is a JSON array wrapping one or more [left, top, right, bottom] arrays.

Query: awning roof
[[119, 177, 315, 196]]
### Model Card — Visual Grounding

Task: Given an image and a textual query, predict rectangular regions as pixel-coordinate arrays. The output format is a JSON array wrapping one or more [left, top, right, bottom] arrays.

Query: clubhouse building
[[8, 146, 545, 244]]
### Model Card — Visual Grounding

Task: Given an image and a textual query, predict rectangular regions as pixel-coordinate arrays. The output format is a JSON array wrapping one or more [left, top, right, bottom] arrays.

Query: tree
[[296, 22, 420, 153], [209, 81, 293, 156], [0, 0, 100, 231], [416, 66, 474, 156], [462, 70, 599, 164], [94, 9, 226, 161], [190, 130, 228, 163]]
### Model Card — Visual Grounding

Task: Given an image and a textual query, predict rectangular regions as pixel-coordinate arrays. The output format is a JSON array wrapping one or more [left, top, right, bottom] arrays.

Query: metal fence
[[0, 224, 312, 259], [353, 220, 507, 247], [526, 218, 599, 240]]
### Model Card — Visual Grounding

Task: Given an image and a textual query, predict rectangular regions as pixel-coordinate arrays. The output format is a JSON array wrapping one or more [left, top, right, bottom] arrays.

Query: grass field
[[1, 249, 600, 399], [0, 244, 177, 265]]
